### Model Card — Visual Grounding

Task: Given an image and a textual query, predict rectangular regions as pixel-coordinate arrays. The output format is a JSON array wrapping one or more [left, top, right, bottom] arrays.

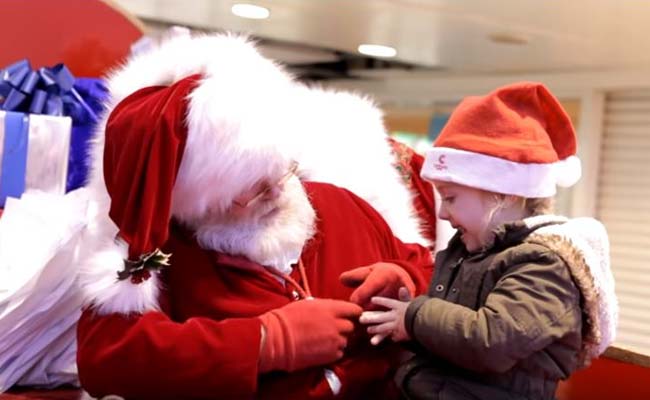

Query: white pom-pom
[[555, 155, 582, 187]]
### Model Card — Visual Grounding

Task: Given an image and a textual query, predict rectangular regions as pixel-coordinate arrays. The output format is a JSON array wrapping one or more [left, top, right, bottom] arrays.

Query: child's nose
[[438, 205, 450, 221]]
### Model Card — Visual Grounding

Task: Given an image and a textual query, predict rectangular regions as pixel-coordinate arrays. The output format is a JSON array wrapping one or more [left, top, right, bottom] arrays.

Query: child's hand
[[359, 287, 412, 345]]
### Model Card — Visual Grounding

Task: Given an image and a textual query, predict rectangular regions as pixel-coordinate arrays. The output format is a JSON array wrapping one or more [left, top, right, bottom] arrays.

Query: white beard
[[191, 178, 316, 275]]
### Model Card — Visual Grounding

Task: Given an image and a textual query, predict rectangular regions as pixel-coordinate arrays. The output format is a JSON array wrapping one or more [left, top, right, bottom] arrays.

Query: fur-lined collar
[[523, 215, 617, 367], [481, 214, 617, 368]]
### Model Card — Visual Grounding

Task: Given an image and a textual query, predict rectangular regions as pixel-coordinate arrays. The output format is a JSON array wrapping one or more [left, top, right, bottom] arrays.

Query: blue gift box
[[0, 112, 28, 207], [0, 59, 107, 205], [0, 110, 73, 208]]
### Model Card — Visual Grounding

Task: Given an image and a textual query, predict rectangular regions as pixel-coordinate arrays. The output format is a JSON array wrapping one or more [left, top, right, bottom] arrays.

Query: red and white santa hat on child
[[421, 81, 581, 197]]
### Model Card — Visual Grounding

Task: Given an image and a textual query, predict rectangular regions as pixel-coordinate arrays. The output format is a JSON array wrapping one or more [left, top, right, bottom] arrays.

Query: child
[[360, 82, 618, 400]]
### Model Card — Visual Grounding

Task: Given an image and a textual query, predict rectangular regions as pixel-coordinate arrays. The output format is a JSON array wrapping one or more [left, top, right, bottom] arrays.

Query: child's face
[[434, 181, 497, 252]]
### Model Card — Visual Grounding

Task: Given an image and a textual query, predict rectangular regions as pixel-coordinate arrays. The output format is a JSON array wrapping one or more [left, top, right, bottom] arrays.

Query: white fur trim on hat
[[554, 155, 582, 188], [76, 197, 162, 315], [87, 32, 294, 203], [421, 147, 582, 197], [79, 238, 162, 315]]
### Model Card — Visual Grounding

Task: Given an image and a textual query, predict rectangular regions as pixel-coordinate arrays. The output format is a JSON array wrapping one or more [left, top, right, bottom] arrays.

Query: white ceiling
[[112, 0, 650, 76]]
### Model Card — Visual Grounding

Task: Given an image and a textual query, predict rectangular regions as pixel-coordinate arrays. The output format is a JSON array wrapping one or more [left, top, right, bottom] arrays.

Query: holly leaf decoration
[[117, 248, 171, 282]]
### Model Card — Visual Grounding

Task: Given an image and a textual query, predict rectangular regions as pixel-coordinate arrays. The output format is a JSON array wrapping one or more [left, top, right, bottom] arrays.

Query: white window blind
[[597, 90, 650, 355]]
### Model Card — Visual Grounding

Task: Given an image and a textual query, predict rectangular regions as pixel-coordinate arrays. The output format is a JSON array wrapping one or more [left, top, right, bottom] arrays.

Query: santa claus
[[76, 33, 434, 399]]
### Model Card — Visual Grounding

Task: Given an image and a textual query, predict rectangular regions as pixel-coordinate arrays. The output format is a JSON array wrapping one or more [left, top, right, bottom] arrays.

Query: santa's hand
[[258, 299, 362, 373], [339, 262, 415, 309], [359, 287, 412, 345]]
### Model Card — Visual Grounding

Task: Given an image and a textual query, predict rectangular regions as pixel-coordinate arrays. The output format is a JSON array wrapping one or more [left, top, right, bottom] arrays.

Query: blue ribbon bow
[[1, 59, 108, 193], [0, 59, 98, 123]]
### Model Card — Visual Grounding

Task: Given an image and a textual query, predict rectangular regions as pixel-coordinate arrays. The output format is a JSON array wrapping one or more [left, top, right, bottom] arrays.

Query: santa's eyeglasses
[[233, 161, 299, 209]]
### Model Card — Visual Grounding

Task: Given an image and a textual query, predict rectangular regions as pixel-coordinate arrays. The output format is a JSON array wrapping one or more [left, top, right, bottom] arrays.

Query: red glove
[[258, 299, 362, 373], [339, 262, 416, 309]]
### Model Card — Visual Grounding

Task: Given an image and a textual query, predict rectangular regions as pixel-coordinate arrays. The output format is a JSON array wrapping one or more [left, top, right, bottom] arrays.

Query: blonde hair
[[524, 197, 555, 216], [484, 193, 555, 228]]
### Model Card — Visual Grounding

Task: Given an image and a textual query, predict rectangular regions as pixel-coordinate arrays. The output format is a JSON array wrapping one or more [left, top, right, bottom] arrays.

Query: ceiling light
[[231, 3, 270, 20], [358, 44, 397, 58]]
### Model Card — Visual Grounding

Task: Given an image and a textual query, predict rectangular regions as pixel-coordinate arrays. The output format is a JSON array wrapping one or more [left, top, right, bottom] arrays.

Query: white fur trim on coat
[[421, 147, 582, 198], [285, 85, 430, 247]]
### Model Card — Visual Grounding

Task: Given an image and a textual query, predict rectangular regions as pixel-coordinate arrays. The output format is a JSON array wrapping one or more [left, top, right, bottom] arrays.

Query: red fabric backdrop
[[2, 0, 143, 77]]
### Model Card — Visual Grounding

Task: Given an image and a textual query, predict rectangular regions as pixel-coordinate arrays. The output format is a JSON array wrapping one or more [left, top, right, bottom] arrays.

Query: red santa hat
[[421, 81, 581, 197], [103, 75, 200, 278], [79, 34, 297, 315]]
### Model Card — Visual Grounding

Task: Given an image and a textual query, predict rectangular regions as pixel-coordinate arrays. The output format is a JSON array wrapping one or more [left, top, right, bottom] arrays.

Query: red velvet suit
[[77, 181, 433, 399]]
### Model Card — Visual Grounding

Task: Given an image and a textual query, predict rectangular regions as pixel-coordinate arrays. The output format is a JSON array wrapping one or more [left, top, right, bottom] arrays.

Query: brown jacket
[[397, 215, 616, 400]]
